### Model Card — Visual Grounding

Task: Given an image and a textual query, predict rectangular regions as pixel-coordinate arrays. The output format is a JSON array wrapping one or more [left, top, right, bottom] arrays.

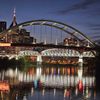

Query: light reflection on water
[[0, 64, 97, 100]]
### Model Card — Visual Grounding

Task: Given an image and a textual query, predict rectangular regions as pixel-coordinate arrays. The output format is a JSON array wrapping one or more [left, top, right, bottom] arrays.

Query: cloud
[[91, 35, 100, 38], [91, 27, 100, 31], [87, 23, 100, 31], [90, 9, 100, 16], [57, 0, 100, 15]]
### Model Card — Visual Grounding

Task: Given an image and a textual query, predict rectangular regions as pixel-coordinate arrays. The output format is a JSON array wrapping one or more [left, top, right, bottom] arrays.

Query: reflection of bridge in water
[[0, 64, 96, 99], [0, 66, 95, 89]]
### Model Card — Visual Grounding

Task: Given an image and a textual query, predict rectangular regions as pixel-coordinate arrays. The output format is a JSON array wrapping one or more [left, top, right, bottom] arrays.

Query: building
[[0, 21, 7, 33], [5, 8, 36, 44], [63, 37, 78, 46]]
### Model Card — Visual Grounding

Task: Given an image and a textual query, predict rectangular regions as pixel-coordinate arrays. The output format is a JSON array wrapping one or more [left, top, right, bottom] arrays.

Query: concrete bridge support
[[78, 55, 83, 80], [37, 55, 42, 64], [78, 55, 83, 67]]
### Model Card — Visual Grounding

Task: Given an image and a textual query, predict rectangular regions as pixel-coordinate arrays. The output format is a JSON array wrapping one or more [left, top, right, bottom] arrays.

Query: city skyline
[[0, 1, 99, 99], [0, 0, 100, 40]]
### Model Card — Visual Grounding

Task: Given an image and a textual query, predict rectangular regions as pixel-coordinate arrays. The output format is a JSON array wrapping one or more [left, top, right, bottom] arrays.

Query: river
[[0, 63, 99, 100]]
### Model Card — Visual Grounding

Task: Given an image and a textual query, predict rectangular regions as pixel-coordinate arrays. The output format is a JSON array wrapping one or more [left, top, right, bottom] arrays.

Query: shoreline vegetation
[[0, 57, 78, 65], [0, 56, 95, 68]]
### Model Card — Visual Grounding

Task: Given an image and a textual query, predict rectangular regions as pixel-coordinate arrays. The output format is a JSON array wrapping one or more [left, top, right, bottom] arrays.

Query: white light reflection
[[7, 69, 14, 78], [31, 87, 34, 96], [58, 68, 60, 75], [75, 87, 78, 96], [78, 67, 83, 80], [15, 67, 18, 77], [54, 88, 56, 96], [42, 88, 45, 96], [36, 67, 42, 77]]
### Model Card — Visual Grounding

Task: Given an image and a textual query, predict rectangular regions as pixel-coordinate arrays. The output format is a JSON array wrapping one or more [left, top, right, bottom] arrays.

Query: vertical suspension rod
[[51, 25, 53, 43], [44, 25, 47, 44], [61, 30, 63, 44], [40, 25, 42, 43]]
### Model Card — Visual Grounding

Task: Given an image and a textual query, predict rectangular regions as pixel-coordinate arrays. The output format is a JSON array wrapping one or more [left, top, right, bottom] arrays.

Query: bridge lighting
[[19, 25, 23, 29], [76, 40, 80, 47], [8, 30, 11, 33], [74, 31, 78, 34], [79, 55, 83, 63], [53, 23, 57, 25], [41, 21, 46, 25], [25, 23, 30, 26], [30, 22, 34, 26], [63, 26, 67, 30], [87, 41, 90, 47]]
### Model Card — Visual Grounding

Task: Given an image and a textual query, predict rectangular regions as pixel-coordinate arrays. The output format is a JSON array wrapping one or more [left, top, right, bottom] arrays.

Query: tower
[[9, 8, 17, 28]]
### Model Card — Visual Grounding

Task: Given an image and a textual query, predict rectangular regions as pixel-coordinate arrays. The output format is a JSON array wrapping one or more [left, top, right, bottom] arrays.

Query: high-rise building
[[0, 21, 7, 33], [0, 9, 35, 44], [7, 8, 35, 44], [9, 8, 17, 28]]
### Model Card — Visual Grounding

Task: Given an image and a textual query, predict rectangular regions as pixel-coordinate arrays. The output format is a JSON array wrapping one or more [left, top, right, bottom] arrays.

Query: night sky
[[0, 0, 100, 41]]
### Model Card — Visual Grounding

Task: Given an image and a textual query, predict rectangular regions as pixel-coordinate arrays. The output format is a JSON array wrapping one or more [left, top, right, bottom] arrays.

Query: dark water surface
[[0, 64, 98, 100]]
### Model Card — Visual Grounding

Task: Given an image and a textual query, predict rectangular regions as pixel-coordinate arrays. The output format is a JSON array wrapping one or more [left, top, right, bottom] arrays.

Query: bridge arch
[[0, 19, 95, 46], [41, 48, 95, 58], [41, 48, 79, 57]]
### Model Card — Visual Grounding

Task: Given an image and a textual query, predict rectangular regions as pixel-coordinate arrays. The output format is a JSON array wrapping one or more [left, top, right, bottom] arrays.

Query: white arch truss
[[41, 48, 95, 58], [18, 50, 39, 57]]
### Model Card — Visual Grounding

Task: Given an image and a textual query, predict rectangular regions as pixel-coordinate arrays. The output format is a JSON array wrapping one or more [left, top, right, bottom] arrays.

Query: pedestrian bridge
[[18, 48, 95, 58], [0, 48, 95, 62]]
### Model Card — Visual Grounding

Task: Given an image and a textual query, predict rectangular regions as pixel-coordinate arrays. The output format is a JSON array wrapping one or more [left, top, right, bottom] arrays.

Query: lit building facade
[[0, 9, 36, 44], [63, 37, 78, 46]]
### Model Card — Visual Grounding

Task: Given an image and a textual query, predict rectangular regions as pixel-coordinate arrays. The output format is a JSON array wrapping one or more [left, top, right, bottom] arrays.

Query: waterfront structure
[[0, 15, 97, 64], [0, 9, 35, 44], [0, 21, 7, 33]]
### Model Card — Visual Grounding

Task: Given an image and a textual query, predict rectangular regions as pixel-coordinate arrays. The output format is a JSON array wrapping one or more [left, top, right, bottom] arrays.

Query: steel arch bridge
[[0, 19, 95, 47], [0, 19, 96, 62]]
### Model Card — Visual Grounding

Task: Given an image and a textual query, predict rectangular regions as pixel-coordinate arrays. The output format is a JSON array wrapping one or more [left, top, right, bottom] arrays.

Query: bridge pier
[[78, 55, 83, 67], [37, 55, 42, 64], [78, 55, 83, 80]]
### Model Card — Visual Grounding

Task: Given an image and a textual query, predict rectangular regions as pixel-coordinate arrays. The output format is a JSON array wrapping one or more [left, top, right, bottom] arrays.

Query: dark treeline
[[0, 57, 24, 70], [95, 46, 100, 91]]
